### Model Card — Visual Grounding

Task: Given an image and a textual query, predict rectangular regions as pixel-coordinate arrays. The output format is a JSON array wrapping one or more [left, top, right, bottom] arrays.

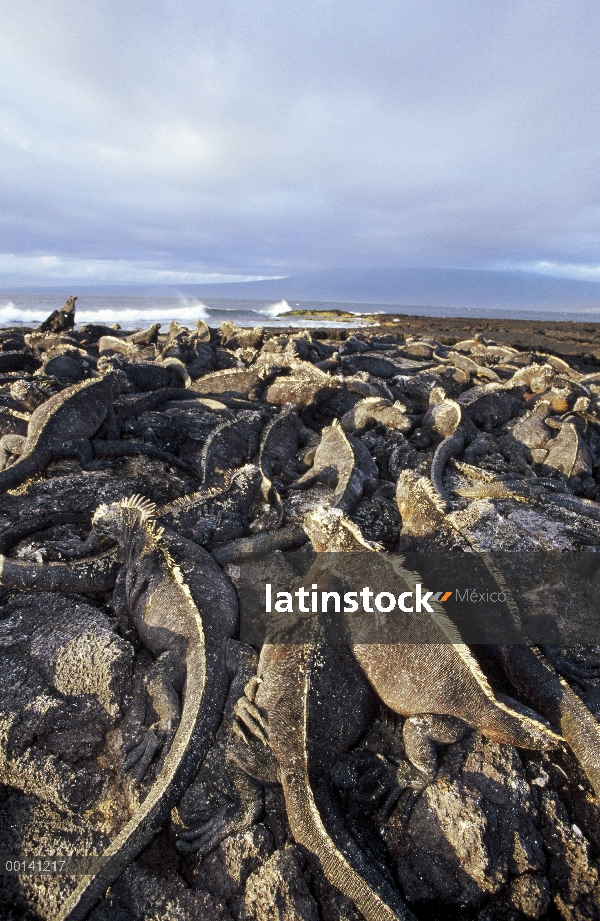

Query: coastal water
[[0, 292, 599, 330]]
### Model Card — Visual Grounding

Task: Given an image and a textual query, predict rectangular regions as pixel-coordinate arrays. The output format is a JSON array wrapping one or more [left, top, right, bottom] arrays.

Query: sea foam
[[264, 300, 292, 317]]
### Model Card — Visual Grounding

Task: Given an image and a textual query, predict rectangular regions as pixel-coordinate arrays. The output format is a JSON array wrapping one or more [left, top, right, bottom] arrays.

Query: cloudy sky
[[1, 0, 599, 286]]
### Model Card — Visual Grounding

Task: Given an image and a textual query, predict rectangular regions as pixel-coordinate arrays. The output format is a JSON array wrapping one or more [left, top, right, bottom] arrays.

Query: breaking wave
[[0, 298, 210, 325], [0, 301, 50, 323], [263, 300, 292, 317]]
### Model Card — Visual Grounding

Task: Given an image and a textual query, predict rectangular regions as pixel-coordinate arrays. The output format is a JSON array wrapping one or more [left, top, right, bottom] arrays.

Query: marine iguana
[[289, 419, 379, 514], [340, 396, 412, 436], [257, 404, 308, 527], [396, 469, 600, 798], [52, 436, 202, 479], [37, 296, 77, 334], [0, 545, 120, 593], [21, 495, 240, 921], [191, 367, 266, 399], [424, 385, 525, 503], [158, 464, 262, 545], [264, 361, 343, 419], [0, 371, 126, 491], [196, 506, 559, 921], [209, 523, 308, 564], [200, 410, 264, 485]]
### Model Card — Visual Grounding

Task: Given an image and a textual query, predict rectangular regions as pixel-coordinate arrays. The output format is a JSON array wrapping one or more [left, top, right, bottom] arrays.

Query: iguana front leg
[[233, 676, 269, 745], [106, 660, 156, 793], [123, 650, 183, 782], [175, 643, 273, 856], [0, 434, 26, 470], [49, 437, 98, 467], [145, 650, 183, 759]]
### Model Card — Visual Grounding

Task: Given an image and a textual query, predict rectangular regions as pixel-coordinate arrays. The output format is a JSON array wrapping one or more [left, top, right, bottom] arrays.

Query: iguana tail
[[0, 550, 119, 592], [57, 633, 227, 921], [474, 692, 563, 751], [430, 429, 464, 502], [499, 644, 600, 797], [0, 444, 48, 491], [269, 645, 415, 921]]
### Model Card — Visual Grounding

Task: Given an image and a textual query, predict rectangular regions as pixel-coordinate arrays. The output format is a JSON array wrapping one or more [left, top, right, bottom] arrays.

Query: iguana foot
[[233, 677, 268, 745], [121, 728, 161, 781], [151, 719, 178, 774], [541, 645, 600, 686], [175, 800, 244, 855], [333, 750, 425, 821], [403, 714, 469, 781]]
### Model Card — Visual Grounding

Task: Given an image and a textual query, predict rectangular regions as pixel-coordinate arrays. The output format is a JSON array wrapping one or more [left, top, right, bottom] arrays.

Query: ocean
[[1, 292, 599, 330]]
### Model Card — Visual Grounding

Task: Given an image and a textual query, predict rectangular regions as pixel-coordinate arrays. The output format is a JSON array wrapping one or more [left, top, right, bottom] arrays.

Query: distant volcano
[[173, 267, 600, 311], [9, 267, 600, 313]]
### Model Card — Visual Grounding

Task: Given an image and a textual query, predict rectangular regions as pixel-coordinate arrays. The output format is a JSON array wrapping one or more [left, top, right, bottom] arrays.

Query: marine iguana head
[[303, 505, 382, 552], [102, 368, 129, 397], [396, 471, 446, 536], [92, 495, 162, 556], [158, 356, 190, 387]]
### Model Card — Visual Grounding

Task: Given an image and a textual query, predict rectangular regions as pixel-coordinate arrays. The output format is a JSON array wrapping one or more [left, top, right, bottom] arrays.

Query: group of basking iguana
[[1, 298, 600, 920]]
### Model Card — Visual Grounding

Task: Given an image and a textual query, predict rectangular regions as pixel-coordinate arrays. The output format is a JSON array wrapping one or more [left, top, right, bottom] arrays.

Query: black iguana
[[200, 410, 264, 485], [257, 403, 308, 527], [158, 463, 262, 545], [52, 436, 202, 479], [0, 371, 126, 491], [1, 495, 239, 921]]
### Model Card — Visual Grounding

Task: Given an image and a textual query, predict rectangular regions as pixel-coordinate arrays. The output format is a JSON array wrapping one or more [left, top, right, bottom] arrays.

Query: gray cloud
[[0, 0, 599, 283]]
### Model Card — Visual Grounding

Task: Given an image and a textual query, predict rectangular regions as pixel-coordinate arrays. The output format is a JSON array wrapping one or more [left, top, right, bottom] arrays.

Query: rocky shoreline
[[1, 300, 600, 921]]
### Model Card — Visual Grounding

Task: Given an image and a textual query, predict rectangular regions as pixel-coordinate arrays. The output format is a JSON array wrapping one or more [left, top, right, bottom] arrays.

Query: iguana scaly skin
[[200, 411, 264, 485], [396, 470, 600, 798], [190, 367, 265, 398], [290, 419, 378, 514], [16, 496, 238, 921], [258, 404, 305, 526], [0, 372, 125, 491], [227, 506, 559, 921], [159, 464, 262, 545], [0, 547, 119, 593], [53, 437, 202, 479]]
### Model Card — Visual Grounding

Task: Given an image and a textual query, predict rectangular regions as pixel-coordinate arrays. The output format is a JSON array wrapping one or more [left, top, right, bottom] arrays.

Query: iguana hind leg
[[143, 650, 184, 772], [402, 714, 469, 780], [116, 650, 183, 785]]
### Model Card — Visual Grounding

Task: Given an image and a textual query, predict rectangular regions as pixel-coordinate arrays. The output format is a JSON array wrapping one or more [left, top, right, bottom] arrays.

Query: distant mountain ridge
[[181, 267, 600, 309], [4, 267, 600, 310]]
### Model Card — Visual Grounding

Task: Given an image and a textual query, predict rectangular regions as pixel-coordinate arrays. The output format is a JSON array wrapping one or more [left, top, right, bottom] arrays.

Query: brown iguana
[[190, 366, 266, 399], [1, 495, 239, 921], [264, 361, 343, 419], [396, 469, 600, 798], [288, 419, 379, 514], [0, 371, 126, 491], [340, 396, 412, 436], [193, 506, 559, 921]]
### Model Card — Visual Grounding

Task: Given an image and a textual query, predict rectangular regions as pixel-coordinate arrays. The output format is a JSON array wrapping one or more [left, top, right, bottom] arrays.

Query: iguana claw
[[175, 802, 239, 856], [121, 728, 160, 781], [233, 679, 268, 745]]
